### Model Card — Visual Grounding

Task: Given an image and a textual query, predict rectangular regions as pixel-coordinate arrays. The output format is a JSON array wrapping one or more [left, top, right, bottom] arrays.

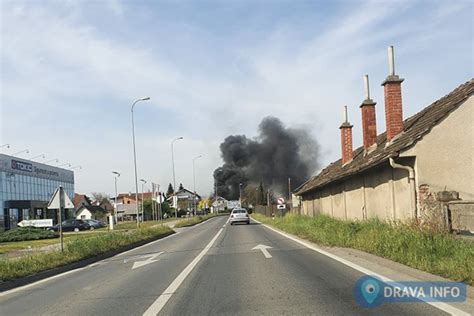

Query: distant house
[[211, 196, 228, 213], [116, 193, 137, 205], [167, 188, 201, 211], [91, 199, 113, 215], [116, 204, 140, 221], [295, 48, 473, 227], [73, 193, 92, 210], [75, 205, 107, 221], [116, 192, 155, 204]]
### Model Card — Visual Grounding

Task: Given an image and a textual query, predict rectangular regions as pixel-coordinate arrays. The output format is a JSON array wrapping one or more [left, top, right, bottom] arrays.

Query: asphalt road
[[0, 216, 454, 315]]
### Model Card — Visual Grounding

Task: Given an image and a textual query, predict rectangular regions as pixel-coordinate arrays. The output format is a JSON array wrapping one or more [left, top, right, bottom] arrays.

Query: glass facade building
[[0, 154, 74, 230]]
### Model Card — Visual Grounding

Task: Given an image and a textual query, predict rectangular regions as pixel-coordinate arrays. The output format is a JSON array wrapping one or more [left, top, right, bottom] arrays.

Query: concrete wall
[[401, 97, 474, 200], [301, 161, 413, 222]]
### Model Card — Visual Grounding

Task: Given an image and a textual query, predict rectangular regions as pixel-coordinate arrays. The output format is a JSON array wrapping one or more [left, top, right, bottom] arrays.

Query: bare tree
[[91, 192, 110, 204]]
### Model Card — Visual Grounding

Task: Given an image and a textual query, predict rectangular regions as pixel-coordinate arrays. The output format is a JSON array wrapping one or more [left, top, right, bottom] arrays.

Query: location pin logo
[[361, 278, 380, 304]]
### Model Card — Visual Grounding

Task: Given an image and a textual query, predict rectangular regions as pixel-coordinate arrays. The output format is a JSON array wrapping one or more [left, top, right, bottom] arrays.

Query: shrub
[[0, 227, 58, 242]]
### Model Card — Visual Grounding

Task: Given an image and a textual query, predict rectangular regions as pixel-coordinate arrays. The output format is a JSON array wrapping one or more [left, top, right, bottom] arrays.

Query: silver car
[[229, 208, 250, 225]]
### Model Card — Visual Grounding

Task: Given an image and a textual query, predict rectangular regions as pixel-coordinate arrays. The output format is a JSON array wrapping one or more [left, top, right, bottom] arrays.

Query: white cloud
[[1, 0, 472, 197]]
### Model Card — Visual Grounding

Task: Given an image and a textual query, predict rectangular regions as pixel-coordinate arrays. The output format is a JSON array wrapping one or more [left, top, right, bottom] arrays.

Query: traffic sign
[[48, 186, 74, 209], [277, 204, 286, 210], [277, 197, 285, 205]]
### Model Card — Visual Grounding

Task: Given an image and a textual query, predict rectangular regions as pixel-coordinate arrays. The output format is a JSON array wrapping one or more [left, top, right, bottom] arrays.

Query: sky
[[1, 0, 472, 198]]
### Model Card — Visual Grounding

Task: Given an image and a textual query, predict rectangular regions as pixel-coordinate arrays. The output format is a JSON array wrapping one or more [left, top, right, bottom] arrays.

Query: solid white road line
[[143, 227, 224, 316], [253, 218, 470, 316]]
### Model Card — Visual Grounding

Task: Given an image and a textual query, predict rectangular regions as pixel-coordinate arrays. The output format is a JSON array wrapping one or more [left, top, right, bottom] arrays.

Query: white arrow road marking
[[252, 244, 273, 258], [124, 251, 164, 270]]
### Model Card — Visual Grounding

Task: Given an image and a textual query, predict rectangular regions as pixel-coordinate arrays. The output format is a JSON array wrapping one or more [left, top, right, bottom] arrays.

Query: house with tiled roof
[[73, 193, 92, 210], [295, 47, 473, 224]]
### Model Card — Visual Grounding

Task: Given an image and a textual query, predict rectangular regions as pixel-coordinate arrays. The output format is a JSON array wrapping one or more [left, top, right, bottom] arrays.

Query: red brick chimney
[[382, 46, 404, 141], [360, 75, 377, 150], [340, 106, 353, 164]]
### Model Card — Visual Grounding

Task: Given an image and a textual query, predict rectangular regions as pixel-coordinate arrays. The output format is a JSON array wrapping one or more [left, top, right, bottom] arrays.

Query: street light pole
[[131, 97, 150, 228], [112, 171, 120, 224], [171, 136, 183, 218], [140, 179, 147, 222], [192, 155, 202, 216]]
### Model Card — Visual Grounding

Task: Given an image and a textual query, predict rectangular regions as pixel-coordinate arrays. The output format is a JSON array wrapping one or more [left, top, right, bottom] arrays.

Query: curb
[[0, 230, 175, 293]]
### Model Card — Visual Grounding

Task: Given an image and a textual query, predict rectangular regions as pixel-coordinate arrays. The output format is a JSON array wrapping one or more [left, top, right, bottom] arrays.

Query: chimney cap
[[360, 98, 376, 108], [381, 75, 404, 86], [339, 122, 353, 129], [382, 46, 404, 85]]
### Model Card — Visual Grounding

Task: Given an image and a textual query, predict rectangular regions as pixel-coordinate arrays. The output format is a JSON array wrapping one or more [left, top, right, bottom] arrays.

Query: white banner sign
[[18, 219, 53, 228]]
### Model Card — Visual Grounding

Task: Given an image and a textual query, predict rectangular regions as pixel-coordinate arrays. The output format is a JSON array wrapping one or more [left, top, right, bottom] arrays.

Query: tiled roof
[[295, 79, 474, 196], [73, 193, 91, 208]]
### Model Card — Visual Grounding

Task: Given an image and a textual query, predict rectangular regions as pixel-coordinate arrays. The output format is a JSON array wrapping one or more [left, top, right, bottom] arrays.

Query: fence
[[254, 205, 289, 217]]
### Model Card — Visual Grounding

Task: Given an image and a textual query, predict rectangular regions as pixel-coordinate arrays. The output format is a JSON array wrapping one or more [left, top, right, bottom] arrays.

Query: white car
[[229, 208, 250, 225]]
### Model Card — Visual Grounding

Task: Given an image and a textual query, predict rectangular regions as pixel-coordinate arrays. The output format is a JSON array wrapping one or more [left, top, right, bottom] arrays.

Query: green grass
[[0, 225, 173, 281], [252, 213, 474, 285], [174, 214, 218, 228]]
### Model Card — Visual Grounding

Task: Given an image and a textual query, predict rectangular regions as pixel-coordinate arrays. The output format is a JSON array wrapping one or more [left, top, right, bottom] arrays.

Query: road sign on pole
[[48, 186, 73, 252], [277, 197, 285, 205]]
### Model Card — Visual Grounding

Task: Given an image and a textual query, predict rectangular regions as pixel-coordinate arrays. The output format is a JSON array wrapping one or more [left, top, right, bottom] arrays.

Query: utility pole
[[239, 183, 243, 207], [171, 137, 183, 218], [192, 155, 202, 216], [140, 179, 147, 222], [158, 192, 163, 223], [214, 178, 218, 215], [151, 183, 156, 221], [112, 171, 120, 226], [288, 177, 292, 211]]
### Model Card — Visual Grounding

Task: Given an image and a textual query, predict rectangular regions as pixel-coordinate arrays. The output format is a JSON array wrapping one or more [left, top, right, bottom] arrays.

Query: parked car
[[47, 219, 90, 232], [84, 219, 106, 230], [229, 208, 250, 225]]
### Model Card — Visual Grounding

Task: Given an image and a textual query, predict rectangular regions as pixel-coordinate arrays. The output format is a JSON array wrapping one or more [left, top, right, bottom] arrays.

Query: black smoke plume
[[213, 116, 320, 200]]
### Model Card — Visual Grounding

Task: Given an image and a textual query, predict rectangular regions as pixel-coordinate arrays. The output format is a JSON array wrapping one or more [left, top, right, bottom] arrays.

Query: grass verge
[[115, 218, 177, 230], [174, 214, 218, 228], [252, 213, 474, 285], [0, 225, 173, 281]]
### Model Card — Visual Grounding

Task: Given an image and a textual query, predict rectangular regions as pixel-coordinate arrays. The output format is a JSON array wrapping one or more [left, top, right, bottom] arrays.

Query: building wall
[[76, 209, 92, 220], [401, 97, 474, 200], [0, 154, 75, 230], [301, 161, 412, 222]]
